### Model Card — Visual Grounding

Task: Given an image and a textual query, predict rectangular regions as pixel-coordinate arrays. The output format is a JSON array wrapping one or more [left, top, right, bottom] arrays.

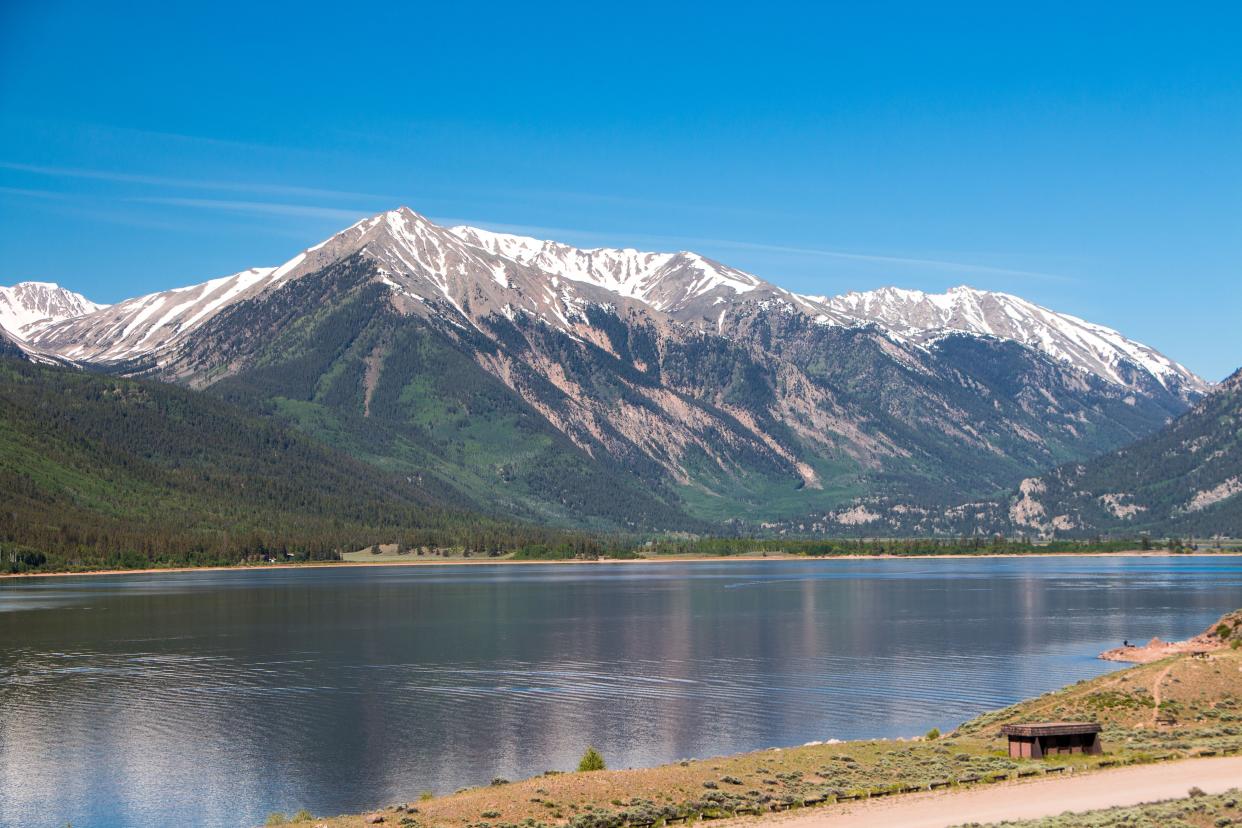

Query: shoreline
[[1099, 606, 1241, 662], [2, 549, 1236, 581], [312, 627, 1242, 828]]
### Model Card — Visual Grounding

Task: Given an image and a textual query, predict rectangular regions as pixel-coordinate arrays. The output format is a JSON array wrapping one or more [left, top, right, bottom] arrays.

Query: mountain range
[[2, 207, 1233, 536]]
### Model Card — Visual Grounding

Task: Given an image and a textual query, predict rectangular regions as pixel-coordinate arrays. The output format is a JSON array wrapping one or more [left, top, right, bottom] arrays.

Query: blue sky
[[1, 2, 1239, 380]]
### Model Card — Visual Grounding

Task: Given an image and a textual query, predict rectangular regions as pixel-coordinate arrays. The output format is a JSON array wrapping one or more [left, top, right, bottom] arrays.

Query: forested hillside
[[0, 329, 24, 359], [1011, 367, 1242, 536], [0, 358, 579, 572]]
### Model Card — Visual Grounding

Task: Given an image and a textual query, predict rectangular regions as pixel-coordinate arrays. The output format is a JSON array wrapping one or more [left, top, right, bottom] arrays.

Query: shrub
[[578, 747, 606, 772], [925, 728, 940, 740], [291, 811, 313, 823], [264, 815, 287, 827], [419, 791, 435, 801], [1218, 623, 1234, 639], [1191, 786, 1207, 797]]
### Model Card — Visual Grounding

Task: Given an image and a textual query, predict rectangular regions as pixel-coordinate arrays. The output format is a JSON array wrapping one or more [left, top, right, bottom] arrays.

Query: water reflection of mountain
[[1, 557, 1239, 828]]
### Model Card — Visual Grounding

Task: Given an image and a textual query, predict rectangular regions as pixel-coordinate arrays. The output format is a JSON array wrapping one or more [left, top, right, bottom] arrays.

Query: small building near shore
[[1000, 722, 1102, 759]]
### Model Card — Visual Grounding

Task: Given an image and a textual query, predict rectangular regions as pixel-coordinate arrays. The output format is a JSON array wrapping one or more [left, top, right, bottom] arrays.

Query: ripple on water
[[1, 556, 1240, 828]]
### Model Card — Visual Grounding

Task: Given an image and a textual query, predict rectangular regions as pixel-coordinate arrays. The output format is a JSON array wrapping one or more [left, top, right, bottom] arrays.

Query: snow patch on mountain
[[447, 225, 763, 312], [442, 223, 1205, 399], [812, 285, 1208, 398], [26, 268, 277, 362], [0, 282, 106, 339], [16, 209, 1209, 405]]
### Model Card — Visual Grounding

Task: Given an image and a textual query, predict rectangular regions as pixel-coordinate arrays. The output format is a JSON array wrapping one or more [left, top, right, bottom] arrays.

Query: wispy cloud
[[483, 186, 780, 220], [130, 196, 369, 222], [430, 216, 617, 242], [0, 184, 73, 201], [0, 160, 394, 203], [2, 161, 1069, 286], [684, 238, 1076, 283]]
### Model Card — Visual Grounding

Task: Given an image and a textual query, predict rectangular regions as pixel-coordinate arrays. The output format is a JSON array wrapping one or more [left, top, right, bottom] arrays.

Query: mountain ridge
[[802, 364, 1242, 538], [2, 207, 1218, 533], [14, 207, 1208, 400], [815, 284, 1205, 400]]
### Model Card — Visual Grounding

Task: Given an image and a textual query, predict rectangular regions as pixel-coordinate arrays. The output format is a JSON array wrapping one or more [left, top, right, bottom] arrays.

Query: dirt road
[[737, 756, 1242, 828]]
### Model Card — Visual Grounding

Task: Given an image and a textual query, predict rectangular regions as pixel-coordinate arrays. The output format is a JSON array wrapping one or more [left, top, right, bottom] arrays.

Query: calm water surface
[[2, 556, 1241, 827]]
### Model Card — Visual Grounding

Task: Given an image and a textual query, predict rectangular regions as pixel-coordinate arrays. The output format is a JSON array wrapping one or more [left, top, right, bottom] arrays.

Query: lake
[[2, 556, 1240, 827]]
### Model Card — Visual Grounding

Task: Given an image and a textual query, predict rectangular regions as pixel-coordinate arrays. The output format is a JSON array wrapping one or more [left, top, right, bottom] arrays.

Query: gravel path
[[732, 756, 1242, 828]]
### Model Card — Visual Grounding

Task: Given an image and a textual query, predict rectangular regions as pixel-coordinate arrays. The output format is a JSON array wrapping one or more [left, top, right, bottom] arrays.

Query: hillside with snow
[[810, 285, 1206, 400], [14, 209, 1208, 405], [0, 281, 105, 339]]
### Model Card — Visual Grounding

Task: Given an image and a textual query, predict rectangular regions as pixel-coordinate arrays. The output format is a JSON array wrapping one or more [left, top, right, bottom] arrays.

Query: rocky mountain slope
[[21, 266, 283, 364], [0, 281, 105, 339], [6, 208, 1215, 532], [814, 285, 1206, 402], [445, 226, 1207, 402], [1005, 367, 1242, 536], [812, 367, 1241, 537]]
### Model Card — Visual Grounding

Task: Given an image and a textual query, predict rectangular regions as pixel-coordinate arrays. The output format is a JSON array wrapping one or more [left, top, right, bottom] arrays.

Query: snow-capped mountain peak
[[447, 224, 764, 312], [813, 285, 1208, 398], [17, 208, 1208, 404], [0, 281, 107, 339]]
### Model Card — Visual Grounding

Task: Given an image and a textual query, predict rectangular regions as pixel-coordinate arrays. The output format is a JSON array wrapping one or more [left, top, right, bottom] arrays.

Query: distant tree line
[[643, 535, 1146, 558]]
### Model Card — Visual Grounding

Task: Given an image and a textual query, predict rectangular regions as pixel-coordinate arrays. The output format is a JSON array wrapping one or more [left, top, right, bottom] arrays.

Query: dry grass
[[311, 737, 1029, 828], [959, 647, 1242, 756]]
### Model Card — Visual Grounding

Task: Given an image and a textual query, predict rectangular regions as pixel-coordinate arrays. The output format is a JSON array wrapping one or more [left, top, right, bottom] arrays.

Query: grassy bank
[[287, 614, 1242, 828]]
